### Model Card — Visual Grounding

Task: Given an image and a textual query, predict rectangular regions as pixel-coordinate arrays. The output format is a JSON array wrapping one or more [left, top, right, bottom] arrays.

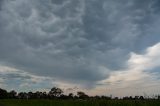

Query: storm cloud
[[0, 0, 160, 94]]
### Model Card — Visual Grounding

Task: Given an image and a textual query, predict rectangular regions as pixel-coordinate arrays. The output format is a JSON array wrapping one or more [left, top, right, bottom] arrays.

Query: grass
[[0, 99, 160, 106]]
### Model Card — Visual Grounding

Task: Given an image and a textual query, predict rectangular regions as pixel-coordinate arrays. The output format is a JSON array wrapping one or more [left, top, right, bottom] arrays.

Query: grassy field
[[0, 99, 160, 106]]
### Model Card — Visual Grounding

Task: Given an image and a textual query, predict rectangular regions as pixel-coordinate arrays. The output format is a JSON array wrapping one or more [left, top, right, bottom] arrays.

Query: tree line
[[0, 87, 160, 100]]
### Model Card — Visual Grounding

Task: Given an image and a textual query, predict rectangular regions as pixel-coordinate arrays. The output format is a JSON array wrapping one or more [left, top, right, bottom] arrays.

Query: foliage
[[0, 87, 160, 101]]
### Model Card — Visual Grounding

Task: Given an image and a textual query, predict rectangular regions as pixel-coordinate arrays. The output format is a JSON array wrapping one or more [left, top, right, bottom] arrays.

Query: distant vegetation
[[0, 87, 160, 106], [0, 87, 160, 100]]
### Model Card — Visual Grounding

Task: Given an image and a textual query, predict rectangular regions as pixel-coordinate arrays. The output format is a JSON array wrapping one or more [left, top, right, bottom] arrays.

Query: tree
[[49, 87, 63, 98], [139, 96, 144, 100], [18, 92, 28, 99], [28, 91, 34, 99], [158, 95, 160, 100], [77, 91, 88, 99], [68, 93, 74, 98], [8, 90, 17, 98], [0, 88, 8, 99], [42, 92, 47, 99]]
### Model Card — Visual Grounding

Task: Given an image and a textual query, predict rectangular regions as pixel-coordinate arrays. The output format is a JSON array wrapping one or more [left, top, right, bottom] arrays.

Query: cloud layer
[[95, 42, 160, 96], [0, 0, 160, 95]]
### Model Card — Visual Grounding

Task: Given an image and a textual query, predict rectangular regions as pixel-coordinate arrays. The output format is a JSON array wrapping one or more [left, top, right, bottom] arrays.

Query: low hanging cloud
[[0, 0, 160, 93], [0, 65, 55, 91], [95, 42, 160, 96], [109, 42, 160, 83]]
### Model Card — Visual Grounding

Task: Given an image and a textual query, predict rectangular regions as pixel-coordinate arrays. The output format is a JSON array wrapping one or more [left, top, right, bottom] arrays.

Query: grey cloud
[[0, 0, 3, 9], [0, 0, 160, 88]]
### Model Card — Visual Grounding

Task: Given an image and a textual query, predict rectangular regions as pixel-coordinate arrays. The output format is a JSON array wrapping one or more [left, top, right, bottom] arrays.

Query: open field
[[0, 99, 160, 106]]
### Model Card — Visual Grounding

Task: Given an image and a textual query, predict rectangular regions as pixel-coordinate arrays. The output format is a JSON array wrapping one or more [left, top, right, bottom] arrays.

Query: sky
[[0, 0, 160, 97]]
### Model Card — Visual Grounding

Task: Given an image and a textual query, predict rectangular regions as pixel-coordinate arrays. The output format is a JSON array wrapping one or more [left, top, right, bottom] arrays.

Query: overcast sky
[[0, 0, 160, 96]]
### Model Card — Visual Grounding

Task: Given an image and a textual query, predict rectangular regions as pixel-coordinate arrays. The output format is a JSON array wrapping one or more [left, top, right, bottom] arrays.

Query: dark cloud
[[51, 0, 65, 5], [0, 0, 160, 88], [0, 0, 3, 10]]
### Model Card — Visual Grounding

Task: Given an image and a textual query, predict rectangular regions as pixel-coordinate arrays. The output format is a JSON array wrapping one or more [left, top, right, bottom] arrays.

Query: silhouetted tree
[[158, 95, 160, 100], [94, 95, 101, 99], [28, 92, 34, 99], [0, 87, 159, 100], [8, 90, 17, 99], [42, 92, 48, 99], [139, 96, 144, 100], [60, 94, 69, 99], [18, 92, 28, 99], [68, 93, 74, 99], [114, 97, 119, 100], [0, 88, 8, 99], [134, 96, 139, 100], [49, 87, 63, 98], [101, 95, 111, 100], [77, 91, 89, 99]]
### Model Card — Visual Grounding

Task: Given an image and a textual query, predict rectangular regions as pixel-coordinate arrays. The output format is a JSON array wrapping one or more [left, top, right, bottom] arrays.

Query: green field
[[0, 99, 160, 106]]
